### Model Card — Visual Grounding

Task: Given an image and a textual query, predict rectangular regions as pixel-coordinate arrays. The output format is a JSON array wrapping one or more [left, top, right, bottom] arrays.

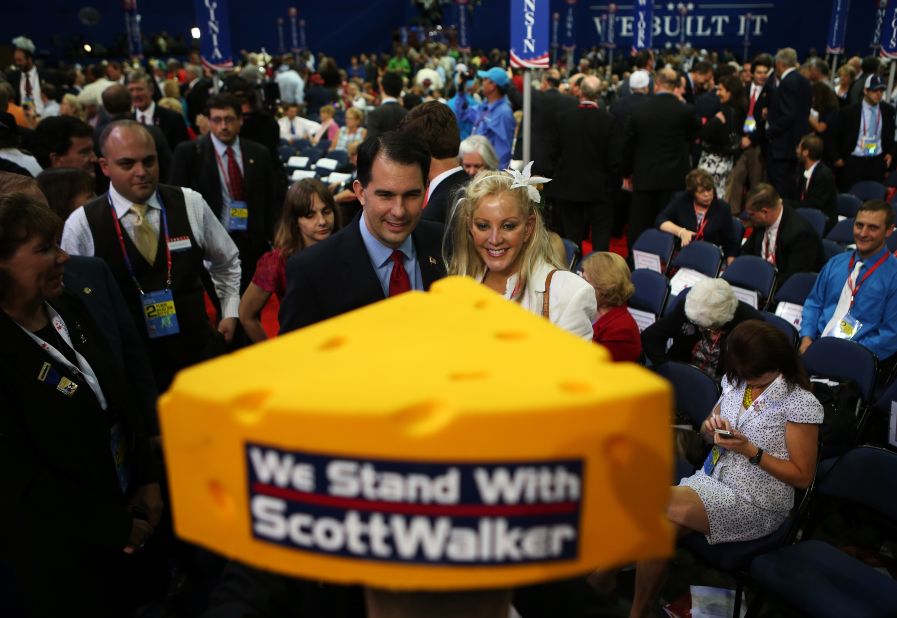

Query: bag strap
[[541, 269, 558, 319]]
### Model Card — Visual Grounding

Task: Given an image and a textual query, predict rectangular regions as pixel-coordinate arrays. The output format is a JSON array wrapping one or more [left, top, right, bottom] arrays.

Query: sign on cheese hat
[[159, 277, 673, 590]]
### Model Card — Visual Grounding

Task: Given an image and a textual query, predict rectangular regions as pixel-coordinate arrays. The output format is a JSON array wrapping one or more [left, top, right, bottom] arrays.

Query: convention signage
[[194, 0, 234, 71], [826, 0, 851, 55], [510, 0, 550, 68], [123, 0, 143, 58], [633, 0, 653, 53], [881, 0, 897, 59], [562, 0, 577, 52], [457, 0, 471, 53]]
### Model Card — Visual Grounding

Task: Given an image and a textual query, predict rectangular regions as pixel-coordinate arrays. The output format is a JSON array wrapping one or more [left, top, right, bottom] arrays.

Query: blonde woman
[[59, 93, 86, 121], [580, 252, 642, 362], [447, 168, 597, 339]]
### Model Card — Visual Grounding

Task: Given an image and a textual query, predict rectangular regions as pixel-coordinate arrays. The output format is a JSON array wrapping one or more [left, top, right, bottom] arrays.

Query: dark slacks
[[557, 199, 613, 253], [839, 154, 886, 192], [766, 157, 798, 200], [628, 189, 674, 249]]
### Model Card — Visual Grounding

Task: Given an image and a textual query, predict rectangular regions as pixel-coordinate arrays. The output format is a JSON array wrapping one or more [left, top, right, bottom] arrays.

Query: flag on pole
[[632, 0, 653, 53], [826, 0, 850, 55], [194, 0, 234, 71]]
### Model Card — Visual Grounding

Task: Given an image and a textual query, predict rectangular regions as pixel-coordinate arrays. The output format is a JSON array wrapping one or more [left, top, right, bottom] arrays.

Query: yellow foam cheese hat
[[159, 276, 673, 590]]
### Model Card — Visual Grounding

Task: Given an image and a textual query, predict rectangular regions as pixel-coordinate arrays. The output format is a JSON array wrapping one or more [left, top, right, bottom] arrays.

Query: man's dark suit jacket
[[183, 77, 212, 130], [365, 101, 408, 141], [64, 256, 159, 434], [530, 87, 577, 176], [742, 205, 824, 285], [169, 134, 281, 286], [623, 93, 700, 191], [798, 161, 838, 228], [135, 104, 189, 150], [549, 104, 619, 202], [766, 70, 812, 161], [423, 168, 469, 224], [610, 92, 649, 122], [279, 216, 446, 333], [834, 100, 897, 162]]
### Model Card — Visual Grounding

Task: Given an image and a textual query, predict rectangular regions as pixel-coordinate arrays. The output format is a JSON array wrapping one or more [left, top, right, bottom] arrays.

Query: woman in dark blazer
[[656, 168, 740, 262], [0, 194, 161, 616]]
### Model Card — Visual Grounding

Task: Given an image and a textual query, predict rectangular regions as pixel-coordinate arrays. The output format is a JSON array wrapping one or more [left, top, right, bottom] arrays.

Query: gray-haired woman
[[458, 134, 499, 177]]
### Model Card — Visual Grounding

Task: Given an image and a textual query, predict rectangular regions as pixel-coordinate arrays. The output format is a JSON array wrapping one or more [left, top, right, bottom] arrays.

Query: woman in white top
[[446, 166, 597, 339]]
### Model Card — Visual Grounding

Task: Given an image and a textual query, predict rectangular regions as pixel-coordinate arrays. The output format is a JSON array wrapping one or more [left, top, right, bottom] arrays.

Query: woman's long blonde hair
[[445, 170, 562, 291]]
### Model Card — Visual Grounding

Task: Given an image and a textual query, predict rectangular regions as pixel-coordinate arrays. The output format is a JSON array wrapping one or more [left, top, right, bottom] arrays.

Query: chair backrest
[[672, 240, 723, 277], [825, 217, 854, 244], [632, 229, 676, 271], [329, 149, 350, 166], [294, 138, 312, 151], [848, 180, 887, 202], [663, 287, 689, 315], [887, 232, 897, 253], [801, 337, 877, 402], [630, 268, 669, 316], [774, 272, 818, 306], [761, 311, 798, 348], [731, 216, 745, 243], [795, 208, 826, 238], [836, 193, 862, 218], [816, 446, 897, 522], [317, 139, 332, 152], [301, 146, 324, 163], [721, 255, 777, 304], [278, 145, 295, 162], [653, 361, 721, 427], [822, 238, 846, 262], [561, 238, 580, 270]]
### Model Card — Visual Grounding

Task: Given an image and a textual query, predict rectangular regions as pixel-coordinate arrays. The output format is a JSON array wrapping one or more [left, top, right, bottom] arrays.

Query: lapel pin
[[82, 287, 92, 294], [249, 158, 255, 164], [429, 256, 438, 265]]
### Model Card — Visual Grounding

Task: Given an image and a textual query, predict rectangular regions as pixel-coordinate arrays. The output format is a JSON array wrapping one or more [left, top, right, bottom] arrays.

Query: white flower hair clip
[[504, 161, 551, 203]]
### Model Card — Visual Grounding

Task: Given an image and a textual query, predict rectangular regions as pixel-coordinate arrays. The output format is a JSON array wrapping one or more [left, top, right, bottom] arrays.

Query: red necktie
[[226, 146, 245, 201], [24, 73, 32, 100], [748, 89, 757, 117], [389, 250, 411, 296]]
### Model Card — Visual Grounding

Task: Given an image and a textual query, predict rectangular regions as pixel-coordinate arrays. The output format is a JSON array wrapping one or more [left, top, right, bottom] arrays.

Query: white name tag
[[168, 236, 192, 252]]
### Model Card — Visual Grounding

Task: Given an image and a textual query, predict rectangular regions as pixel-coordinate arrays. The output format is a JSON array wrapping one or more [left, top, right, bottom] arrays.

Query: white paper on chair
[[890, 402, 897, 449], [328, 172, 352, 184], [627, 307, 656, 332], [287, 156, 309, 169], [291, 169, 317, 181], [632, 250, 663, 273], [316, 157, 338, 171], [669, 268, 709, 297], [775, 302, 804, 329], [730, 286, 759, 308]]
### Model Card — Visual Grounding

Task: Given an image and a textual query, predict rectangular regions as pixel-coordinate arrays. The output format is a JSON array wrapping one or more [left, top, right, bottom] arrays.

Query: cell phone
[[714, 429, 735, 438]]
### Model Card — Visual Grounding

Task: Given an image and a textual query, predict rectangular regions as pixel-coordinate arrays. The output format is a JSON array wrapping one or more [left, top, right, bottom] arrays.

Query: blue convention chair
[[328, 149, 350, 168], [795, 208, 826, 238], [663, 287, 689, 316], [629, 269, 669, 320], [887, 232, 897, 253], [848, 180, 886, 202], [631, 229, 676, 272], [721, 255, 777, 309], [825, 218, 854, 245], [836, 193, 862, 219], [773, 272, 818, 308], [822, 238, 846, 262], [761, 311, 798, 348], [731, 216, 745, 243], [561, 238, 580, 270], [293, 138, 312, 151], [653, 361, 720, 427], [750, 446, 897, 618], [316, 139, 332, 153], [300, 146, 323, 164], [277, 144, 296, 162], [672, 240, 723, 277]]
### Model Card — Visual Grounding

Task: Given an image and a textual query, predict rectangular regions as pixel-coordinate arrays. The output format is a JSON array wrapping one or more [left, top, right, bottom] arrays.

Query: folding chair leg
[[732, 580, 742, 618]]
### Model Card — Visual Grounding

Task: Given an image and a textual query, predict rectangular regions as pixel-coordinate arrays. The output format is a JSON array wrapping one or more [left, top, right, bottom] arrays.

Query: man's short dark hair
[[102, 84, 132, 115], [398, 101, 460, 159], [356, 132, 430, 188], [691, 60, 714, 76], [799, 133, 824, 161], [751, 54, 774, 73], [858, 199, 895, 228], [205, 93, 242, 117], [380, 71, 404, 98], [745, 183, 781, 212], [34, 116, 95, 167], [714, 64, 737, 81], [861, 55, 881, 76]]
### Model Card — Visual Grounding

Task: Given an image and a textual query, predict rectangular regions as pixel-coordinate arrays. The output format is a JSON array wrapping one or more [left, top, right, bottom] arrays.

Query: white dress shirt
[[135, 100, 156, 125], [426, 165, 463, 202], [61, 184, 242, 319], [763, 207, 784, 263]]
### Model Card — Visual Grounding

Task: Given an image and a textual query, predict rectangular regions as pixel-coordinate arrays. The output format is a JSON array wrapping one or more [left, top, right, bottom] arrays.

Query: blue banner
[[632, 0, 653, 53], [826, 0, 850, 54], [194, 0, 233, 71], [510, 0, 550, 68], [562, 0, 576, 51], [881, 0, 897, 58], [457, 0, 471, 53], [123, 0, 143, 58]]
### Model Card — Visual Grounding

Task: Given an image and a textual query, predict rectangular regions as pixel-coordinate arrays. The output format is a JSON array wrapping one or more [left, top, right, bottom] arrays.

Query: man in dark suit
[[683, 60, 714, 105], [170, 93, 282, 290], [766, 48, 812, 200], [529, 69, 577, 177], [549, 75, 619, 252], [128, 71, 190, 150], [834, 75, 895, 192], [7, 38, 54, 117], [848, 56, 880, 106], [365, 71, 408, 141], [742, 183, 824, 286], [610, 70, 650, 122], [399, 101, 469, 225], [182, 64, 212, 132], [796, 133, 838, 230], [623, 67, 701, 248], [280, 132, 446, 333]]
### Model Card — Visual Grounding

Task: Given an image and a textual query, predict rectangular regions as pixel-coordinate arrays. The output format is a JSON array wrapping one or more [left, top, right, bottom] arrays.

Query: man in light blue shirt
[[275, 57, 304, 106], [799, 199, 897, 359], [454, 67, 516, 169]]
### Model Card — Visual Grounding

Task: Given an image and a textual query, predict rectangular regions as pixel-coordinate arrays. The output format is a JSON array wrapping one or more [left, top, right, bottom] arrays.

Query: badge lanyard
[[848, 250, 890, 308], [694, 205, 709, 240], [108, 192, 173, 295], [861, 105, 882, 143], [18, 304, 108, 409], [213, 146, 241, 201], [763, 229, 777, 265]]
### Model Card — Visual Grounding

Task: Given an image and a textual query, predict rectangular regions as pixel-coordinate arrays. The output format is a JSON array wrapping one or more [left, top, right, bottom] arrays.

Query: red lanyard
[[694, 205, 709, 240], [848, 250, 890, 306], [762, 230, 777, 265], [108, 193, 173, 295], [213, 146, 240, 200]]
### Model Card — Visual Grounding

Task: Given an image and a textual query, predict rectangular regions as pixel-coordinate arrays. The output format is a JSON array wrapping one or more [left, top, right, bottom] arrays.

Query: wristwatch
[[749, 447, 764, 465]]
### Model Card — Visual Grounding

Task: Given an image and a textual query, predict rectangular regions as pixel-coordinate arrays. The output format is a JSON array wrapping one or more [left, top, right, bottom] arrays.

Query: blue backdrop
[[1, 1, 885, 66]]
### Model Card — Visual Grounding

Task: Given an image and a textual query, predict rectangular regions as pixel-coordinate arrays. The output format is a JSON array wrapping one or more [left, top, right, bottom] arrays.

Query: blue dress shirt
[[358, 217, 423, 297], [800, 245, 897, 359]]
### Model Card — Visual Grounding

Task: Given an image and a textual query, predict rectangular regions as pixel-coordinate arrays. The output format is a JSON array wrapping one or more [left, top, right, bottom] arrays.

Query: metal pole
[[888, 62, 896, 103], [832, 53, 840, 75], [523, 70, 532, 165]]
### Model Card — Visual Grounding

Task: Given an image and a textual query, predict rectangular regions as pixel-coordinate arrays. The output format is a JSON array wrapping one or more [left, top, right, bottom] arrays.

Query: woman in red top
[[238, 178, 342, 342], [581, 252, 643, 362]]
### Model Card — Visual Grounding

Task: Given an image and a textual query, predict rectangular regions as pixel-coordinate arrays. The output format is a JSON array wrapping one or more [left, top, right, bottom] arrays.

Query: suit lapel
[[413, 225, 445, 291], [200, 136, 224, 214], [339, 219, 386, 304]]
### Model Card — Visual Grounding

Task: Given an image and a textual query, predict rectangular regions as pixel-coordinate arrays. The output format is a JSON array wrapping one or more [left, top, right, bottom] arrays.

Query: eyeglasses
[[209, 116, 240, 125]]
